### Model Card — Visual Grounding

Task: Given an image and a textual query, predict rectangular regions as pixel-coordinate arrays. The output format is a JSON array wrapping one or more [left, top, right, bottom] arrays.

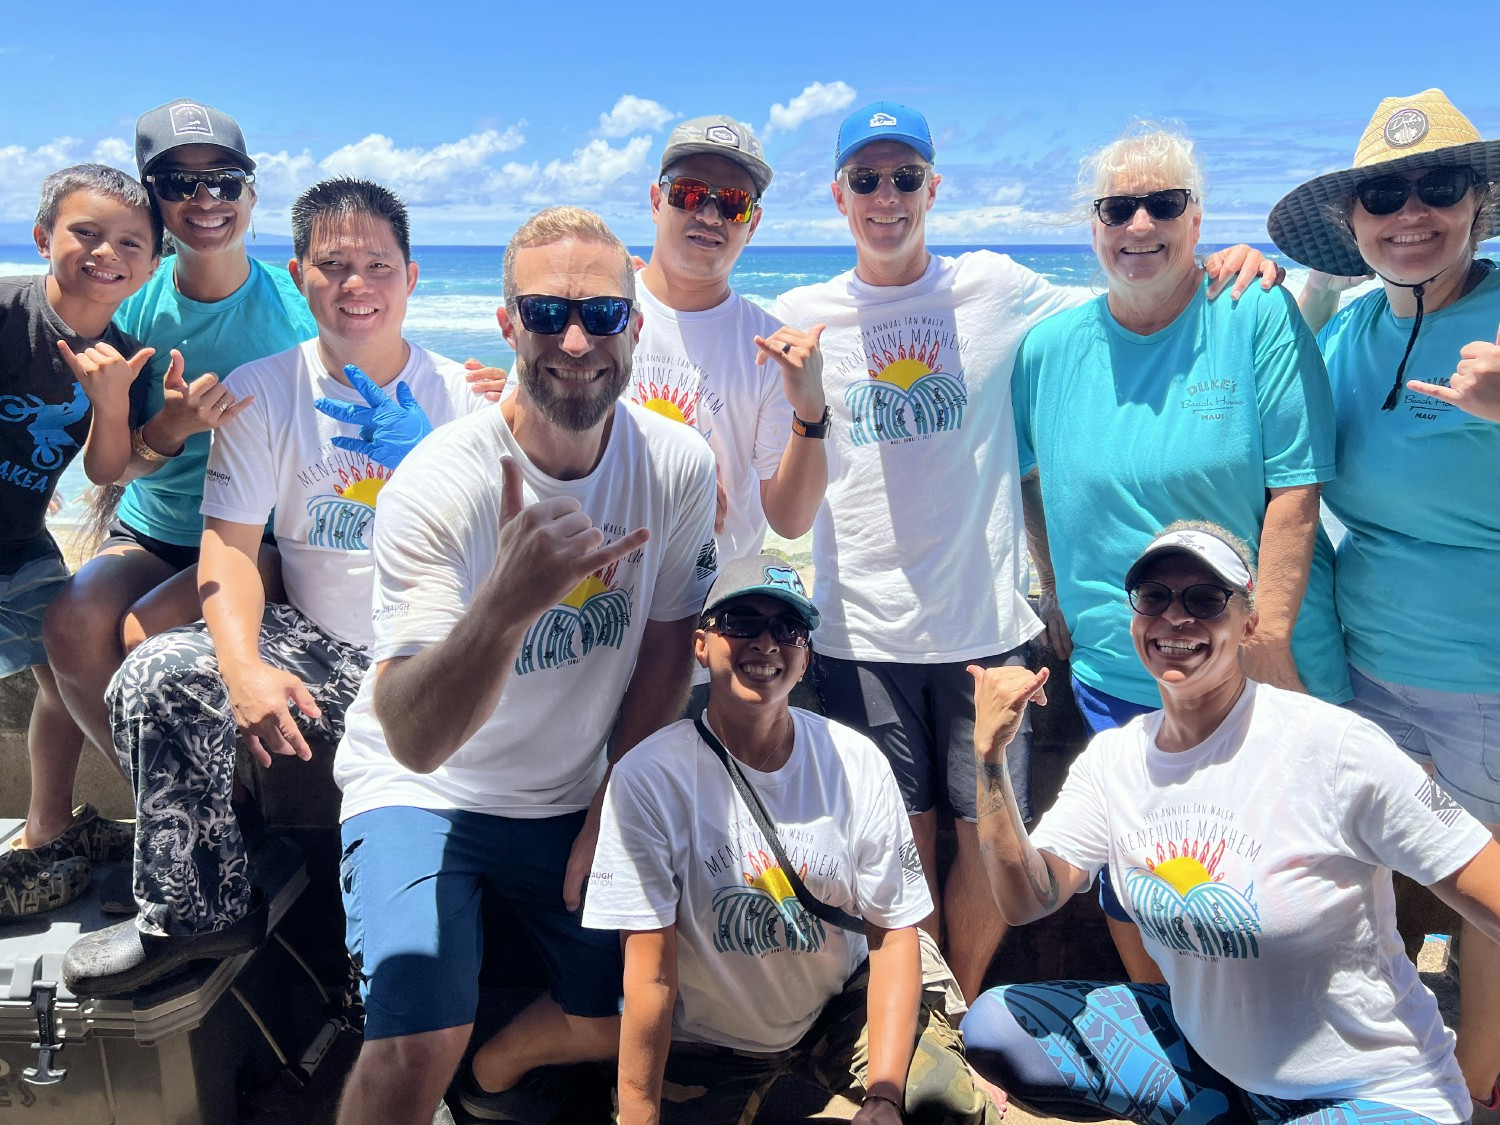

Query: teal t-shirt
[[113, 256, 315, 546], [1318, 265, 1500, 692], [1014, 277, 1349, 707]]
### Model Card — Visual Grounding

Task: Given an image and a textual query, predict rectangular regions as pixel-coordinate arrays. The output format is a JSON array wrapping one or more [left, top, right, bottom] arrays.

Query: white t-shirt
[[1032, 682, 1490, 1119], [334, 402, 718, 821], [583, 710, 932, 1053], [628, 284, 791, 564], [774, 252, 1080, 662], [201, 339, 483, 645]]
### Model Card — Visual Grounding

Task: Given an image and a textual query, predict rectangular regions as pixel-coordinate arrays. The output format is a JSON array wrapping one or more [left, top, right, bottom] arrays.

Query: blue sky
[[1, 3, 1495, 247]]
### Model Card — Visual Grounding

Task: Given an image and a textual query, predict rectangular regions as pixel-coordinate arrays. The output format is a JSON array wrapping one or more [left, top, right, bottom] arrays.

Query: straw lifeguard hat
[[1268, 89, 1500, 276]]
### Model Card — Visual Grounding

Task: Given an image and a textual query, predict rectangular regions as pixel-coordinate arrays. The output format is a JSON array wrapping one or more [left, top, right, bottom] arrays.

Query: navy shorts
[[101, 517, 200, 573], [340, 806, 624, 1040], [815, 646, 1033, 822], [1071, 676, 1157, 923]]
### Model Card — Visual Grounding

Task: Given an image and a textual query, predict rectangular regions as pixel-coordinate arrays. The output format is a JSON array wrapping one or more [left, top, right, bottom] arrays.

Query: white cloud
[[927, 205, 1075, 238], [987, 182, 1025, 206], [765, 81, 857, 135], [533, 136, 652, 202], [90, 137, 133, 167], [597, 95, 674, 138], [317, 128, 526, 203], [0, 137, 131, 221]]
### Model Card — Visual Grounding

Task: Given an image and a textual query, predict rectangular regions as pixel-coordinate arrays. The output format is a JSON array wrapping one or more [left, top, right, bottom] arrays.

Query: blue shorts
[[0, 552, 70, 678], [815, 646, 1033, 822], [1071, 677, 1157, 923], [1346, 664, 1500, 826], [339, 806, 624, 1040]]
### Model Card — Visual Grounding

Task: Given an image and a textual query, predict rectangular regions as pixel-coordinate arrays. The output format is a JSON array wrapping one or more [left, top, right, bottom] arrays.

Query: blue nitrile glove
[[314, 364, 434, 469]]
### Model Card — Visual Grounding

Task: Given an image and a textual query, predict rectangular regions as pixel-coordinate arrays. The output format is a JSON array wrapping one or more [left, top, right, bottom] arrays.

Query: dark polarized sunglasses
[[841, 165, 929, 195], [147, 167, 253, 203], [660, 176, 758, 224], [1127, 581, 1235, 620], [1355, 166, 1475, 216], [706, 607, 811, 648], [514, 294, 634, 337], [1093, 188, 1194, 227]]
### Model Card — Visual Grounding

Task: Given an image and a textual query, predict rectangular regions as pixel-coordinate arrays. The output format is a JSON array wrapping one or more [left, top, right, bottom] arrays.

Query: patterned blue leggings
[[960, 982, 1439, 1125]]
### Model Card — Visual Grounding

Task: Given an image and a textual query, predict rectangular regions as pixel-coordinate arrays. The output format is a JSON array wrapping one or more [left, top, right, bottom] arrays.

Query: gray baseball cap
[[702, 554, 819, 628], [659, 116, 773, 196], [135, 99, 256, 178]]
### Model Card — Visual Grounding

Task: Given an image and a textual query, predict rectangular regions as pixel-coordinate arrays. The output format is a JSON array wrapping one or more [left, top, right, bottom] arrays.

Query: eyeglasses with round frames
[[1127, 580, 1235, 620]]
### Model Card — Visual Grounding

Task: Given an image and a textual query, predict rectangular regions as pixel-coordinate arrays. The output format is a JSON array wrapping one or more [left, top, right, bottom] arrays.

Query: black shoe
[[96, 865, 138, 916], [61, 893, 267, 997], [456, 1064, 566, 1123]]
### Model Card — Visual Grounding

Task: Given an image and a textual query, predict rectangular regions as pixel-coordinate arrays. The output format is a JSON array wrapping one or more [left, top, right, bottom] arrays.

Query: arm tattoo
[[977, 754, 1060, 910], [977, 759, 1011, 817]]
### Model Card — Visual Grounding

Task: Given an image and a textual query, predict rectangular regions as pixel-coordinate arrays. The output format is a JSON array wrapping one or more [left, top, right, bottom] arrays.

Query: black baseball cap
[[135, 99, 256, 178]]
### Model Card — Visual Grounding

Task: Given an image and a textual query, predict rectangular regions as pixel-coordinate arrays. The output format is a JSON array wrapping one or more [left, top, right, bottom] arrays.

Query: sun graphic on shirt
[[744, 848, 799, 907], [562, 574, 613, 609], [866, 338, 946, 391], [1151, 856, 1217, 896], [1146, 838, 1227, 895], [335, 476, 386, 508], [871, 357, 934, 392], [633, 380, 698, 426]]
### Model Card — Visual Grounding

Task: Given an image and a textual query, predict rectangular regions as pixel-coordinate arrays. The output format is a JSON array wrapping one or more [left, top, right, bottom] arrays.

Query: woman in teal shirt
[[1271, 88, 1500, 1121], [1015, 123, 1347, 982]]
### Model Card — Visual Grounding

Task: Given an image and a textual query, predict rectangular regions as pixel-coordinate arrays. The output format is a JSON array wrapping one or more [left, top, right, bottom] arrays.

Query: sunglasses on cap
[[660, 176, 758, 224], [1127, 581, 1235, 621], [840, 164, 930, 195], [1093, 188, 1194, 227], [514, 294, 634, 337], [147, 167, 254, 203], [1354, 166, 1475, 217], [705, 607, 811, 648]]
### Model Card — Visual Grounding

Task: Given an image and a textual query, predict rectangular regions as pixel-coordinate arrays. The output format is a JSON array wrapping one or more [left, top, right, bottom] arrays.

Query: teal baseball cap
[[701, 554, 820, 629]]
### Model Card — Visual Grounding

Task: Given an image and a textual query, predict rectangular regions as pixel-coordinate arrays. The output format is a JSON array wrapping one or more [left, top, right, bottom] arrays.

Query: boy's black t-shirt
[[0, 274, 151, 574]]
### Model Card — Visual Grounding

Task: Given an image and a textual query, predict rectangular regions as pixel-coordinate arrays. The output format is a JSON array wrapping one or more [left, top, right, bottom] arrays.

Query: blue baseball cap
[[834, 102, 935, 171]]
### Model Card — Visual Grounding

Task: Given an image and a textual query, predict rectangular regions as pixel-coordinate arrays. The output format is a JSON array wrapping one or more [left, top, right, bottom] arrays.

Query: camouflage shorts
[[653, 950, 999, 1125]]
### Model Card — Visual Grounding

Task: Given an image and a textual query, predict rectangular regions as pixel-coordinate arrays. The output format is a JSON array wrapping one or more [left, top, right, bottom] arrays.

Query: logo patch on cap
[[762, 565, 806, 595], [169, 103, 214, 138], [1384, 108, 1429, 148], [869, 112, 898, 128], [705, 124, 739, 147]]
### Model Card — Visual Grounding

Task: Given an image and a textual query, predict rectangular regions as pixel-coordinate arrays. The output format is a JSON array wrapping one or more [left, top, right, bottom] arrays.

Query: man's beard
[[515, 354, 630, 433]]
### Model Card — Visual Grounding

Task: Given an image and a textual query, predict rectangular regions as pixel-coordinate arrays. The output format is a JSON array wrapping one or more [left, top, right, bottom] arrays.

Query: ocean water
[[0, 241, 1330, 518]]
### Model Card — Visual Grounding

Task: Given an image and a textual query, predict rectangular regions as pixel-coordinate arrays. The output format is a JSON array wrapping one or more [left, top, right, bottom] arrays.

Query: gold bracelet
[[131, 427, 179, 463]]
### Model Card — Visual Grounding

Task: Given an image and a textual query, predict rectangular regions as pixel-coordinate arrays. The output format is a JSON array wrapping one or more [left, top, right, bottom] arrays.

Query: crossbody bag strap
[[694, 716, 863, 933]]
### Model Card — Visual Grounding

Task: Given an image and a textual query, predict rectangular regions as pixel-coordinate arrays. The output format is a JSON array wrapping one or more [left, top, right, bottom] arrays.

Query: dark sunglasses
[[706, 607, 811, 648], [514, 294, 634, 337], [841, 165, 929, 195], [147, 167, 253, 203], [1355, 166, 1475, 217], [1127, 581, 1235, 620], [660, 176, 758, 224], [1093, 188, 1194, 227]]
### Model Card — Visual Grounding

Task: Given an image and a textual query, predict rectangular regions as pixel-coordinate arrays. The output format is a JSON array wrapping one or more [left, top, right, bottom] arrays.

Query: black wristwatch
[[791, 406, 832, 439]]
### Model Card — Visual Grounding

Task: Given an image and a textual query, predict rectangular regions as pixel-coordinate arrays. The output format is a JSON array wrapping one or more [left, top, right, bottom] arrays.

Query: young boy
[[0, 164, 164, 918]]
